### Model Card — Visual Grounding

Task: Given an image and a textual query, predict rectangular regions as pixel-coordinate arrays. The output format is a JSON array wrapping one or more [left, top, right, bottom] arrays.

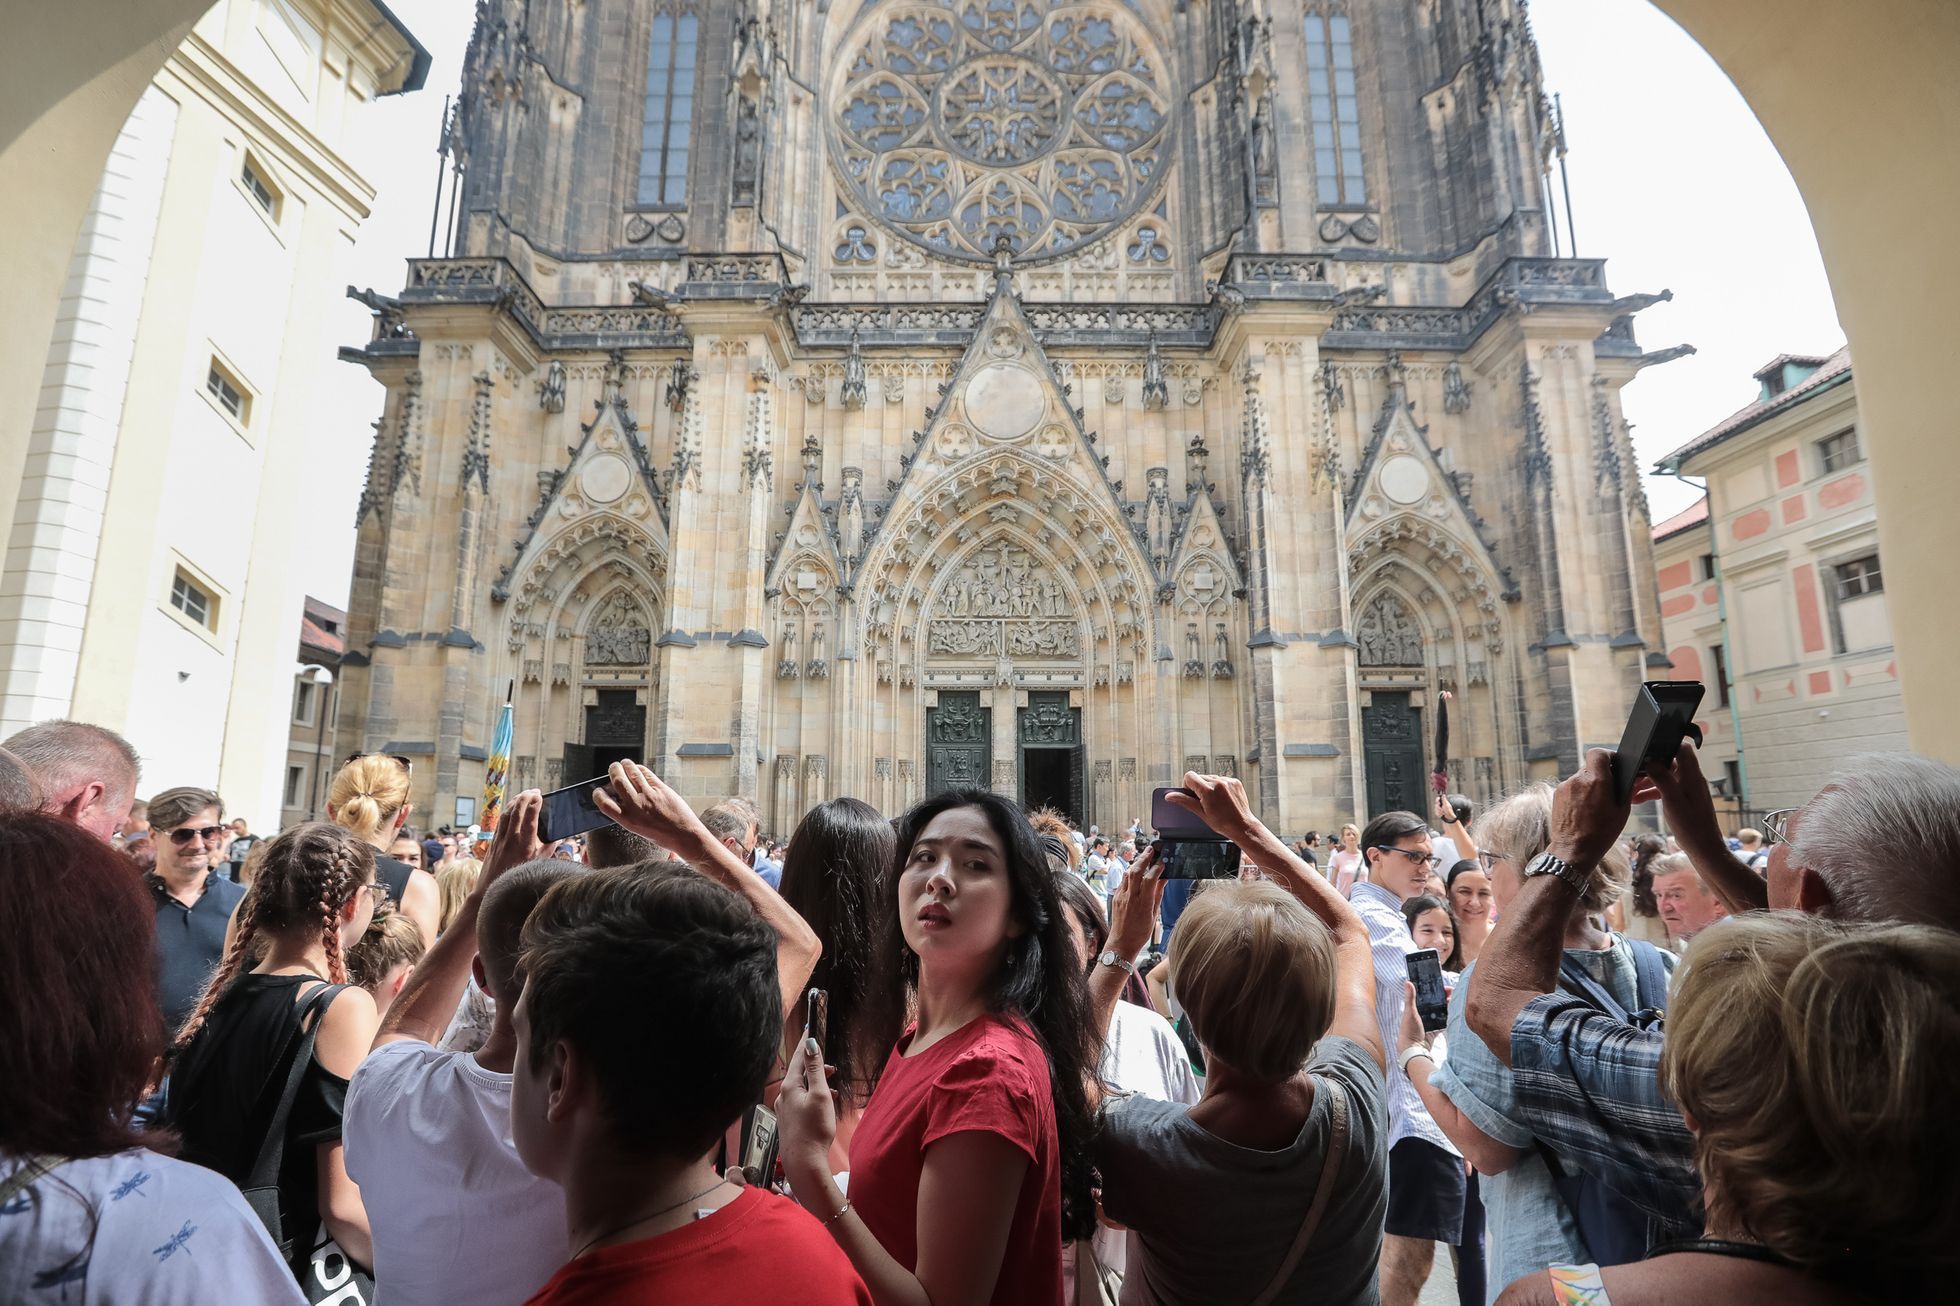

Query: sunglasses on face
[[167, 826, 226, 845], [1375, 845, 1442, 870]]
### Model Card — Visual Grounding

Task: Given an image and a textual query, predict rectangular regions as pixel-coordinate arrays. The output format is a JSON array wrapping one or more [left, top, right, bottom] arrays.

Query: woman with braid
[[163, 822, 382, 1287]]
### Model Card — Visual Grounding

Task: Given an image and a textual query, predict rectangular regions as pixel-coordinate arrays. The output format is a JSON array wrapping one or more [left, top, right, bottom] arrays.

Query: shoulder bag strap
[[243, 982, 346, 1194], [1247, 1077, 1351, 1306], [1556, 953, 1630, 1023], [1625, 940, 1671, 1012], [0, 1155, 69, 1209]]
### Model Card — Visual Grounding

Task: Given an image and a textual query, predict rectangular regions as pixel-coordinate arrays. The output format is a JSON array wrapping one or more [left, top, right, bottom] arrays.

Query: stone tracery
[[832, 1, 1173, 263]]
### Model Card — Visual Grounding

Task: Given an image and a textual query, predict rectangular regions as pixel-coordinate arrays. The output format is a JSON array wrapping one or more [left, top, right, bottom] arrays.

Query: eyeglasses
[[1477, 848, 1510, 870], [1762, 808, 1800, 846], [344, 752, 414, 775], [362, 882, 387, 906], [166, 825, 226, 845], [1375, 846, 1442, 870]]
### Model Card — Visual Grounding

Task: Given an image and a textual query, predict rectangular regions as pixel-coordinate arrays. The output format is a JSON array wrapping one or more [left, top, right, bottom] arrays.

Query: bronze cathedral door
[[1017, 691, 1083, 822], [925, 691, 990, 797], [1362, 691, 1426, 818]]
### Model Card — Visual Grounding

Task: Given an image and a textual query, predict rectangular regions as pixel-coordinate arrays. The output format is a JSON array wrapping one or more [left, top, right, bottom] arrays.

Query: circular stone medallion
[[581, 452, 632, 504], [1378, 453, 1430, 507], [964, 363, 1045, 442]]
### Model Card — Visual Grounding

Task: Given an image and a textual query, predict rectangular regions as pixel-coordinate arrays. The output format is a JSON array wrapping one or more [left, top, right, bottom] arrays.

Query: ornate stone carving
[[537, 359, 566, 413], [777, 623, 799, 679], [1211, 622, 1234, 678], [1357, 593, 1425, 667], [1141, 332, 1169, 410], [584, 592, 650, 666], [1443, 361, 1472, 414], [832, 1, 1172, 264], [840, 327, 868, 410]]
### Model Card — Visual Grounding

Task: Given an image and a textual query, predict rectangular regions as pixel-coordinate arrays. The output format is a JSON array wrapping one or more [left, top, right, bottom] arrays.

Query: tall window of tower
[[637, 6, 698, 207], [1305, 12, 1367, 207]]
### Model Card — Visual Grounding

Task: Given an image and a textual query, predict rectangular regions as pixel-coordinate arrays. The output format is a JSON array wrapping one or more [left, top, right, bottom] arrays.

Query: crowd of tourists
[[2, 715, 1956, 1305]]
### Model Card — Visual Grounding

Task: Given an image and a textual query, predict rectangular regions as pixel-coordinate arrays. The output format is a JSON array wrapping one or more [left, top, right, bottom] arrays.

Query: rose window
[[832, 1, 1174, 264]]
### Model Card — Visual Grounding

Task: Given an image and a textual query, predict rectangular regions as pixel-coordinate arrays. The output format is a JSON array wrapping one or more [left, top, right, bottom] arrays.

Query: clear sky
[[303, 0, 1843, 605]]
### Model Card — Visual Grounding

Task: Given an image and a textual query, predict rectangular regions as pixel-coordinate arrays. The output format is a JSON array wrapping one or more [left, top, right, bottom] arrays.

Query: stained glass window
[[638, 7, 698, 207], [1305, 12, 1367, 207]]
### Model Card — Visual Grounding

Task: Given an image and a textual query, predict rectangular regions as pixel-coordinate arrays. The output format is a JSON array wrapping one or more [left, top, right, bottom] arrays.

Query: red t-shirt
[[524, 1187, 871, 1305], [849, 1013, 1063, 1305]]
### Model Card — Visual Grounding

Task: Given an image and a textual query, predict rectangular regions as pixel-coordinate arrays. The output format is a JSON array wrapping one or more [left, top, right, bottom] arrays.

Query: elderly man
[[0, 746, 41, 811], [1651, 855, 1728, 948], [1464, 743, 1960, 1232], [3, 719, 141, 841]]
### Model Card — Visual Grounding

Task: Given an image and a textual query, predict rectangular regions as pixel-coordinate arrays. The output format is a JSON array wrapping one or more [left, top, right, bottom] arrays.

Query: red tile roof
[[1659, 346, 1852, 470], [300, 596, 348, 660], [1652, 495, 1709, 543]]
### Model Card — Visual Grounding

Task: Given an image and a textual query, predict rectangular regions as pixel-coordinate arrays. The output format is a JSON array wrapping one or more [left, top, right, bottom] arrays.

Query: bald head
[[3, 720, 140, 841]]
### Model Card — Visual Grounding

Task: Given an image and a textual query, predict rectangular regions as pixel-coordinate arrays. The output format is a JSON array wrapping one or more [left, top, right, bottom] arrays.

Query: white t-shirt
[[0, 1149, 303, 1305], [343, 1040, 568, 1305], [1431, 834, 1462, 872], [1091, 1001, 1203, 1279]]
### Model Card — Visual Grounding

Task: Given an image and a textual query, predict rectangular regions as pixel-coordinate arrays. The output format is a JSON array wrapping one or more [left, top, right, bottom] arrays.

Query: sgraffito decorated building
[[338, 0, 1687, 833]]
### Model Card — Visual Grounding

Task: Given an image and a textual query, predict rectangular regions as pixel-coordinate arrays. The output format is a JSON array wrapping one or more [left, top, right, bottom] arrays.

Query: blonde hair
[[327, 755, 411, 842], [1662, 913, 1960, 1291], [436, 856, 483, 935], [1168, 880, 1337, 1080], [1474, 782, 1630, 914]]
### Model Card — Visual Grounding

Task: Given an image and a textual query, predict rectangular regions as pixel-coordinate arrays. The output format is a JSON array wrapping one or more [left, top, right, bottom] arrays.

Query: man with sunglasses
[[1346, 810, 1464, 1306], [145, 785, 246, 1038]]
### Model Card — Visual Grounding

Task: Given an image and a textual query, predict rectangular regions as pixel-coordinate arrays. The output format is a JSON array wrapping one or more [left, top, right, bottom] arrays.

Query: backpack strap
[[1556, 954, 1630, 1022], [1624, 939, 1672, 1014], [243, 982, 346, 1196], [0, 1155, 68, 1210], [1248, 1077, 1350, 1306]]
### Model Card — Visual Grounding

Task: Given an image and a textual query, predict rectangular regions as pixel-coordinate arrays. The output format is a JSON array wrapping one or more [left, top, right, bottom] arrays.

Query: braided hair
[[172, 822, 375, 1050]]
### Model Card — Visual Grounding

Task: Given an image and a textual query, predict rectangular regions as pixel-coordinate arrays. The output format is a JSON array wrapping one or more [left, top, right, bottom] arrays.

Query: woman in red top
[[778, 789, 1099, 1306]]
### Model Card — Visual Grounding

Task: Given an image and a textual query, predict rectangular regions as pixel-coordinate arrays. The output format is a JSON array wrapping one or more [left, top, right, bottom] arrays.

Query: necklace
[[569, 1177, 732, 1261], [1649, 1236, 1794, 1267]]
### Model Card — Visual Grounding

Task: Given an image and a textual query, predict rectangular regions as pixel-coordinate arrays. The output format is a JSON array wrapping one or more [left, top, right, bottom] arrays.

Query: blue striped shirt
[[1350, 880, 1460, 1157]]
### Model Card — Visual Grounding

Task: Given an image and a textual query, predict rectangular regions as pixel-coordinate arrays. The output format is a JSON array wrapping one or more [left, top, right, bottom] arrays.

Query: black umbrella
[[1432, 689, 1452, 798]]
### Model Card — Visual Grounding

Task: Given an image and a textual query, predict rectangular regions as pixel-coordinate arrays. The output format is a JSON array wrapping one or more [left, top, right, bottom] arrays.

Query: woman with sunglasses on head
[[776, 789, 1100, 1306], [327, 753, 439, 948], [164, 823, 383, 1288]]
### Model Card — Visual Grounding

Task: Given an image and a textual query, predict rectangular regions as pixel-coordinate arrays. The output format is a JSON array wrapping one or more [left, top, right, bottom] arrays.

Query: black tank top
[[374, 853, 414, 907], [165, 974, 351, 1277]]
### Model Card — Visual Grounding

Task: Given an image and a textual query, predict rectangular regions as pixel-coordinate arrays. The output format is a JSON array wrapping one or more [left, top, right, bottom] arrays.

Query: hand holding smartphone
[[1609, 682, 1706, 803], [1149, 786, 1240, 880], [1406, 949, 1449, 1032], [538, 774, 619, 843]]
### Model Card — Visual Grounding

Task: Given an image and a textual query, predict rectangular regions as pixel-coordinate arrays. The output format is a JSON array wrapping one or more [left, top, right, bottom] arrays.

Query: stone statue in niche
[[584, 592, 650, 666], [1250, 92, 1278, 205], [732, 94, 761, 205], [839, 467, 865, 569], [1357, 593, 1425, 667], [1443, 361, 1473, 414], [777, 623, 799, 678], [936, 546, 1067, 620], [840, 328, 868, 410], [537, 359, 566, 413]]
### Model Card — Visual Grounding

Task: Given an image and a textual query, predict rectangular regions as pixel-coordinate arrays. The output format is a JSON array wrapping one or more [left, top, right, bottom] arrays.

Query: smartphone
[[1609, 682, 1706, 803], [1406, 949, 1449, 1032], [1149, 787, 1240, 880], [538, 774, 617, 843], [740, 1104, 780, 1189], [801, 988, 829, 1056]]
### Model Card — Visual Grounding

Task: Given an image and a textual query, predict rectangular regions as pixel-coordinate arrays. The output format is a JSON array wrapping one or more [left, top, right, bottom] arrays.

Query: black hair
[[1444, 793, 1474, 825], [776, 797, 895, 1106], [867, 789, 1100, 1241], [1359, 810, 1428, 876], [1402, 893, 1464, 973], [520, 866, 779, 1161], [1444, 858, 1482, 891], [583, 822, 660, 870], [1052, 870, 1109, 960], [1629, 832, 1668, 918]]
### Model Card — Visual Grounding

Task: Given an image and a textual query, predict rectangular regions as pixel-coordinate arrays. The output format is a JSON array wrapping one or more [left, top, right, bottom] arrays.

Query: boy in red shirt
[[512, 863, 871, 1305]]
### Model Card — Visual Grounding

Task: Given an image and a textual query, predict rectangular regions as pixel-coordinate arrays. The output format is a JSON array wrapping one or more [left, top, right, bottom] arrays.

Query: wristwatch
[[1098, 948, 1137, 976], [1523, 851, 1590, 893]]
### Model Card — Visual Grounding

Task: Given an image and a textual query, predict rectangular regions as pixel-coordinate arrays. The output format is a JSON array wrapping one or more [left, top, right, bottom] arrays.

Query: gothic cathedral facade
[[340, 0, 1683, 834]]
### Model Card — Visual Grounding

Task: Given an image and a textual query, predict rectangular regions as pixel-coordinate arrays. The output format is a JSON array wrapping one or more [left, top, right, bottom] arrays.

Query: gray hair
[[2, 720, 140, 805], [148, 786, 225, 832], [1474, 781, 1631, 914], [1650, 853, 1715, 895], [0, 746, 41, 811], [701, 800, 755, 846], [1797, 754, 1960, 931]]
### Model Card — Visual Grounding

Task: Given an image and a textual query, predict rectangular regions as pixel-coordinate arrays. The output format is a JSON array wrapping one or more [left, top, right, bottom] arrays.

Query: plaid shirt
[[1507, 994, 1701, 1228]]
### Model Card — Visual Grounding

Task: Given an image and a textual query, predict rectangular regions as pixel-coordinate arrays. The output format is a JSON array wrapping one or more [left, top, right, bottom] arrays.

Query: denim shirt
[[1428, 940, 1675, 1304]]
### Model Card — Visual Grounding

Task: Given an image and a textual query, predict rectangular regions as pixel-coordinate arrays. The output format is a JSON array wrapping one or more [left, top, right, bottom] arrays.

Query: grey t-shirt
[[1094, 1035, 1388, 1305]]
